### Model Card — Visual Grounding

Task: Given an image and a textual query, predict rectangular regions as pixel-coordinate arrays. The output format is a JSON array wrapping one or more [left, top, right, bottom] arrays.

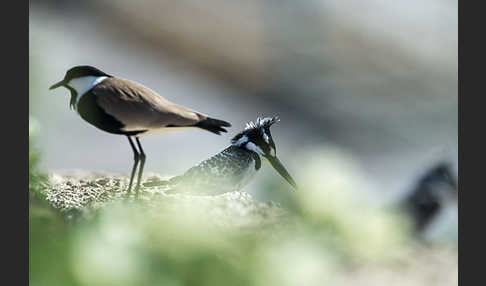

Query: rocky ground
[[44, 172, 290, 231], [34, 172, 457, 286]]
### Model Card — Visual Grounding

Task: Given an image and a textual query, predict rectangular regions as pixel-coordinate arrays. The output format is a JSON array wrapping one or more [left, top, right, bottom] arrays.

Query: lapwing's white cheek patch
[[68, 76, 108, 105]]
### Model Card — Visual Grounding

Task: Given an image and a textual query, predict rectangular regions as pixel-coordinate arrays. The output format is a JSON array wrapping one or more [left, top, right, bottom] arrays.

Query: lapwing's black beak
[[266, 155, 298, 190], [49, 80, 66, 90]]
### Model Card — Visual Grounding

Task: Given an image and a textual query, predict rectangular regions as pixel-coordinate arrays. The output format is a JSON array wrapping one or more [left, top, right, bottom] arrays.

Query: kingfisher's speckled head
[[232, 116, 278, 155], [231, 116, 297, 189]]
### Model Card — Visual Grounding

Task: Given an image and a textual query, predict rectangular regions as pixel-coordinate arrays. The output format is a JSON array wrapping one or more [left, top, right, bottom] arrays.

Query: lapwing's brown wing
[[93, 78, 207, 132]]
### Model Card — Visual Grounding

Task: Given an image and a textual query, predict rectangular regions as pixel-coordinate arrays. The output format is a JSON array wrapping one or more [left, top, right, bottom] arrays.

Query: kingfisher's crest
[[232, 116, 279, 145], [244, 116, 280, 131]]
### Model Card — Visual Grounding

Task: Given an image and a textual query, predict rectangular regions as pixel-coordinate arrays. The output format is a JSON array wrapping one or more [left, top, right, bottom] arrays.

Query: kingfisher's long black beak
[[49, 80, 66, 90], [266, 155, 298, 190]]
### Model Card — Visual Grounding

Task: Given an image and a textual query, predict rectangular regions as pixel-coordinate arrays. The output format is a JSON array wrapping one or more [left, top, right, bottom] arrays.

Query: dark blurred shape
[[405, 162, 458, 234]]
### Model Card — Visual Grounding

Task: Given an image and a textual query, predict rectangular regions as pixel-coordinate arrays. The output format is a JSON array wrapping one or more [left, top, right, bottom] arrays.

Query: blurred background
[[29, 0, 457, 201], [29, 0, 457, 285]]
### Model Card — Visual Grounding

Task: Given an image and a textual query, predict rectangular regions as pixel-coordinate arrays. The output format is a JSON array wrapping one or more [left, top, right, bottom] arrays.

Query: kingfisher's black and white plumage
[[405, 162, 458, 239], [158, 116, 297, 195], [49, 65, 231, 196]]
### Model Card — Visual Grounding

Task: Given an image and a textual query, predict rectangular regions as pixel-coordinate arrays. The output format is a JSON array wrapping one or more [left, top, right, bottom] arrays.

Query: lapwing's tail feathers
[[195, 117, 231, 135]]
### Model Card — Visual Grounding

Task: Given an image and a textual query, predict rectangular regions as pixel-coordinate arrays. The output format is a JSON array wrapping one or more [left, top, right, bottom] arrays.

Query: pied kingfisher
[[155, 116, 297, 195]]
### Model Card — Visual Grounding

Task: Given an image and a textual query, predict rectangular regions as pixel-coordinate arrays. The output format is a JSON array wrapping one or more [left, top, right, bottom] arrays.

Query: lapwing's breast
[[168, 146, 259, 194], [76, 89, 130, 135]]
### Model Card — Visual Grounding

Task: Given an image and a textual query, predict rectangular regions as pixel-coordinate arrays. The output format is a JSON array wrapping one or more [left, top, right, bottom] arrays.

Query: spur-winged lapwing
[[154, 116, 297, 195], [50, 65, 231, 196]]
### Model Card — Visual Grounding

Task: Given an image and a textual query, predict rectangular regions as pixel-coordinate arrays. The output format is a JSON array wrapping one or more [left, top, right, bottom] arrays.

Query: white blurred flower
[[70, 206, 146, 286], [254, 237, 337, 286], [294, 147, 370, 219], [29, 115, 41, 137], [293, 147, 411, 262]]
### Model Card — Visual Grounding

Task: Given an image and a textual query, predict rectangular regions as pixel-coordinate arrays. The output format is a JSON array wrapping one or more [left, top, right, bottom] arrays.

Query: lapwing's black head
[[50, 65, 112, 109], [232, 116, 297, 189]]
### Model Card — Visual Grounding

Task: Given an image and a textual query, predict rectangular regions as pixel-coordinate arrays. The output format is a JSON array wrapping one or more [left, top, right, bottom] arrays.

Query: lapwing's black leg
[[127, 136, 140, 196], [135, 137, 146, 197]]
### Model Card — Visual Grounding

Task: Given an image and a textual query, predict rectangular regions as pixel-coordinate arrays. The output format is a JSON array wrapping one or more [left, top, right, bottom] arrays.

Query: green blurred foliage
[[30, 116, 77, 285], [29, 116, 48, 199], [29, 143, 418, 286]]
